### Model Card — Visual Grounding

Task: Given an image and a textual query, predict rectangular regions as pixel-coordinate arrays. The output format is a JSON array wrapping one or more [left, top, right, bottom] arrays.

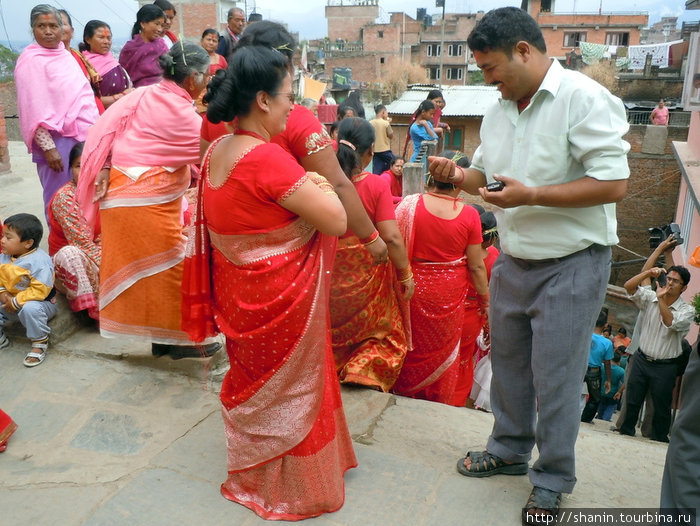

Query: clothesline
[[578, 40, 684, 69]]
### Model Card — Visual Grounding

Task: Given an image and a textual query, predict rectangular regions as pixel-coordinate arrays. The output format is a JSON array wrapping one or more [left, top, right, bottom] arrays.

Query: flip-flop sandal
[[457, 450, 529, 478], [23, 349, 46, 368], [521, 486, 562, 525]]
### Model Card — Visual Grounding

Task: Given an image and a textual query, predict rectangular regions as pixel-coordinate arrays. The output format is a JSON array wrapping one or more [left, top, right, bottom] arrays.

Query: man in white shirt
[[427, 7, 630, 524], [620, 264, 693, 442]]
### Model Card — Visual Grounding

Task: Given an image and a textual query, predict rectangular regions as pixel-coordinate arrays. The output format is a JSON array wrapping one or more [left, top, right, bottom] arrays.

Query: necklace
[[234, 129, 268, 142], [426, 191, 461, 210], [427, 192, 460, 202]]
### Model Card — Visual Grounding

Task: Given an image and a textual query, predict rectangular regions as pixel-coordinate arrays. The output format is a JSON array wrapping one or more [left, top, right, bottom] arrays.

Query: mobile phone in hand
[[486, 181, 505, 192]]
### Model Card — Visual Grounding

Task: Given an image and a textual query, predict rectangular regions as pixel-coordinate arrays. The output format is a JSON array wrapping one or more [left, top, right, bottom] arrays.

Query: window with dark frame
[[427, 44, 441, 56], [563, 32, 586, 47], [605, 32, 630, 46]]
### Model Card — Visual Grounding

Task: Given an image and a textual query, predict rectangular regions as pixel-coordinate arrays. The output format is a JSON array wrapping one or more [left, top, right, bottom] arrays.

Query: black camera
[[657, 271, 667, 288], [649, 223, 683, 249]]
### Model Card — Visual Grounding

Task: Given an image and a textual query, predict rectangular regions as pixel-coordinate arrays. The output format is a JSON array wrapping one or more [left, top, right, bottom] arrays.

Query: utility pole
[[437, 0, 445, 89]]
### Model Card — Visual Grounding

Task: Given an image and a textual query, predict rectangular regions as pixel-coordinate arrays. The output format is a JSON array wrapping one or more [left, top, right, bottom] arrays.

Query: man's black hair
[[3, 213, 43, 249], [467, 7, 546, 56], [595, 309, 608, 328], [667, 265, 691, 286]]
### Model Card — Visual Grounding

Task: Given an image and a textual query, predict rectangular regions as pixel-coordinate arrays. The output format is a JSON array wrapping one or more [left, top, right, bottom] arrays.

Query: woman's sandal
[[521, 486, 562, 525], [456, 450, 529, 478]]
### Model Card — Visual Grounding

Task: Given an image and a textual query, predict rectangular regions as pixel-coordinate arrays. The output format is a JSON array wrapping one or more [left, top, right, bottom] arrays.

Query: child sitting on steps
[[0, 213, 58, 367]]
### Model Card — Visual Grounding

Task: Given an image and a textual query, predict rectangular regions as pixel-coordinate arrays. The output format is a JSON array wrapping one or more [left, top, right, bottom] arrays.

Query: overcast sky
[[3, 0, 698, 47]]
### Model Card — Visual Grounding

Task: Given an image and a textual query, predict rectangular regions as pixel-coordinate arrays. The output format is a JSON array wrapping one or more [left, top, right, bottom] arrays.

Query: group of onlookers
[[4, 3, 699, 523], [4, 4, 499, 520]]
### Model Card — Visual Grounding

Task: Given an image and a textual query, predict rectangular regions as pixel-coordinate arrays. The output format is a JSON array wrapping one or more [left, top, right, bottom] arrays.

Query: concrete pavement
[[0, 141, 670, 526]]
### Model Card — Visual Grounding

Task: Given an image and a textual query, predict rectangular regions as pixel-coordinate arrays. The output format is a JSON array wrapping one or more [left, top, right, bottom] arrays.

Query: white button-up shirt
[[631, 285, 694, 360], [471, 59, 630, 259]]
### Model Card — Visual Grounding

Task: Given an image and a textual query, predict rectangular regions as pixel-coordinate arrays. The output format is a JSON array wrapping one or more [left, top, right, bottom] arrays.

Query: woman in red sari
[[198, 21, 389, 267], [330, 118, 414, 392], [184, 45, 355, 520], [393, 151, 489, 405]]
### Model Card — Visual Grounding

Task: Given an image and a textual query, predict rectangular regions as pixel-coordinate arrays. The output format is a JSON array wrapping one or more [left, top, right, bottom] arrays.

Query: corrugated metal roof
[[386, 85, 501, 117]]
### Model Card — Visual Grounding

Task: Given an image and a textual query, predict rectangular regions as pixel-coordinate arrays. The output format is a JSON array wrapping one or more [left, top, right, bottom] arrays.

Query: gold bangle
[[399, 273, 414, 284]]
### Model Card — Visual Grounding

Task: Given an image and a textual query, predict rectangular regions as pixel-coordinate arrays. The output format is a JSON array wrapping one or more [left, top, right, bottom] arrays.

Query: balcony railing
[[627, 110, 691, 127], [323, 42, 364, 54], [326, 0, 378, 6]]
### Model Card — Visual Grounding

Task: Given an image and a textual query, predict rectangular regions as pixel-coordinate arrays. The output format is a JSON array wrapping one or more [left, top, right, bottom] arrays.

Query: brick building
[[136, 0, 236, 40], [411, 13, 482, 85], [385, 84, 500, 158], [324, 1, 481, 87], [521, 0, 648, 60], [324, 5, 422, 89]]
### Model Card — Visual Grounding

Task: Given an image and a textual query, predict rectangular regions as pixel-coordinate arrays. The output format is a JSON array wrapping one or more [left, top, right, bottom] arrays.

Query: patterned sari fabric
[[329, 172, 409, 392], [452, 244, 499, 407], [48, 182, 101, 320], [183, 140, 356, 521], [99, 166, 192, 343], [393, 194, 469, 403], [54, 246, 100, 320], [330, 237, 408, 391], [0, 409, 17, 449]]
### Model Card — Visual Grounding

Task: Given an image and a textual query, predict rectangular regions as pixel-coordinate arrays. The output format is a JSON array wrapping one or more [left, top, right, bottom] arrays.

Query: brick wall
[[0, 82, 19, 143], [0, 103, 10, 174], [616, 78, 684, 101], [612, 124, 689, 286], [181, 4, 218, 39], [326, 3, 379, 42]]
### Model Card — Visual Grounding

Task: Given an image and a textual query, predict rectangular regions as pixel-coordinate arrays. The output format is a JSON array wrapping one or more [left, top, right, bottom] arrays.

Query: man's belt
[[638, 350, 677, 365]]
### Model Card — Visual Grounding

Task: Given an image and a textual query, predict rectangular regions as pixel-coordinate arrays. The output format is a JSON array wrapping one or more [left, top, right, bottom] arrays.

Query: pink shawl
[[82, 50, 120, 77], [76, 79, 202, 230], [14, 42, 99, 151]]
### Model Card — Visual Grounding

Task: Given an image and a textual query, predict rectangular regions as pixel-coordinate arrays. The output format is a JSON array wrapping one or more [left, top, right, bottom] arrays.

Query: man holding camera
[[428, 7, 629, 523], [619, 249, 694, 442]]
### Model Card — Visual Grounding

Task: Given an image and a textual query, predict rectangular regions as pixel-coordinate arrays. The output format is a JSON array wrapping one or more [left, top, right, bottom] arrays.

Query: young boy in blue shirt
[[596, 353, 625, 421], [0, 214, 58, 367]]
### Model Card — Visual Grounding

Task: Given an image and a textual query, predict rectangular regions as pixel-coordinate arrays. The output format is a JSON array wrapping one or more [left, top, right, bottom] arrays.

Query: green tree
[[0, 44, 19, 83]]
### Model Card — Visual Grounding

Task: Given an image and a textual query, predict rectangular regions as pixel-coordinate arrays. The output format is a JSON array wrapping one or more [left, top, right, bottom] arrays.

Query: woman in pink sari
[[77, 43, 219, 360], [14, 4, 99, 214], [183, 45, 355, 520], [394, 151, 489, 405], [80, 20, 133, 109]]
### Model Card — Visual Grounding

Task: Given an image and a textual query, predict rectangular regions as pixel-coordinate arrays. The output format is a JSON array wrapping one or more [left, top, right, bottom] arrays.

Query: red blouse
[[341, 172, 395, 239], [204, 142, 307, 234], [271, 105, 332, 163], [411, 196, 482, 262]]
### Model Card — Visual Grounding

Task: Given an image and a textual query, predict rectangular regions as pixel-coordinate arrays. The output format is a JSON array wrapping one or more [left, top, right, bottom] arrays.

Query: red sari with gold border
[[329, 172, 409, 392], [394, 194, 482, 405], [186, 139, 356, 521]]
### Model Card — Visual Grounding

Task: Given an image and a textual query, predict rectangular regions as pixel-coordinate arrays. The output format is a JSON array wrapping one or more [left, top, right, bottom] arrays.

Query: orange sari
[[330, 238, 408, 391], [99, 166, 192, 343]]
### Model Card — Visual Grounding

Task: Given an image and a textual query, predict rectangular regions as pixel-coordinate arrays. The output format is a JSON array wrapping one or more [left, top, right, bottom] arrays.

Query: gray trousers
[[660, 345, 700, 510], [486, 244, 611, 494], [0, 300, 58, 342]]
